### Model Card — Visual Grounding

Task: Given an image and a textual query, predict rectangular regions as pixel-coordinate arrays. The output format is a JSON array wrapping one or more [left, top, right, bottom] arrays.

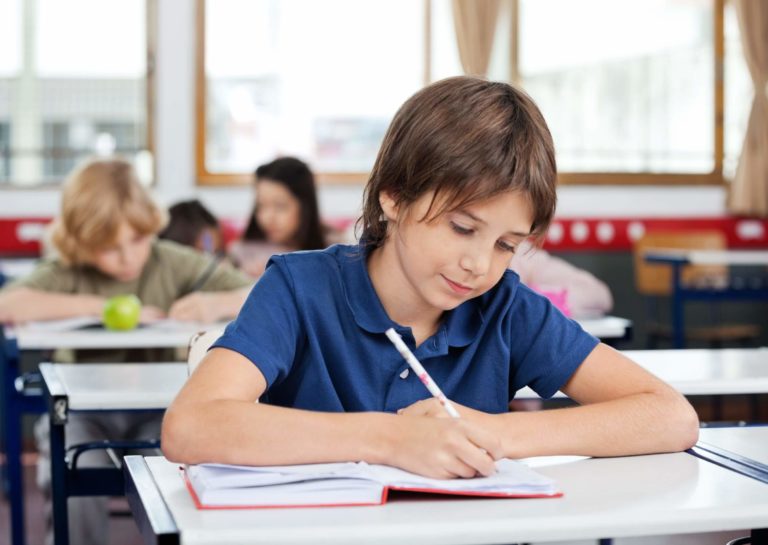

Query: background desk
[[516, 347, 768, 399], [644, 249, 768, 348], [575, 315, 632, 345], [125, 448, 768, 545], [1, 323, 211, 545], [40, 362, 189, 545], [693, 425, 768, 484]]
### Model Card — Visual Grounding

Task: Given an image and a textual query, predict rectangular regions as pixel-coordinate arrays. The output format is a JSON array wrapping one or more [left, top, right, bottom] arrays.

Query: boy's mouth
[[442, 275, 472, 295]]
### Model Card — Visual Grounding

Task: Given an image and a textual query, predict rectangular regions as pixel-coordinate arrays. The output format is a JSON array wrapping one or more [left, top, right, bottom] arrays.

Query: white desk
[[576, 315, 632, 341], [517, 347, 768, 398], [9, 320, 227, 351], [646, 249, 768, 266], [47, 363, 188, 410], [2, 321, 220, 545], [698, 426, 768, 466], [0, 258, 38, 281], [39, 362, 190, 545], [125, 450, 768, 545]]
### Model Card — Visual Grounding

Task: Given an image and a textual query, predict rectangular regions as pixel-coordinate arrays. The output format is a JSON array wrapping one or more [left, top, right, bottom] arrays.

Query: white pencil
[[384, 328, 461, 419]]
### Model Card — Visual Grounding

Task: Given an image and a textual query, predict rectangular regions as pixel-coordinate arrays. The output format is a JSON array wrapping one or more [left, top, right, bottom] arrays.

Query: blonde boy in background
[[0, 157, 252, 545]]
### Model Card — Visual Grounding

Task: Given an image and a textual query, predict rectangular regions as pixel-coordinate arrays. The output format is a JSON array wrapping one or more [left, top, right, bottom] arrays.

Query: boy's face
[[380, 190, 533, 314], [89, 222, 153, 282], [255, 179, 302, 247]]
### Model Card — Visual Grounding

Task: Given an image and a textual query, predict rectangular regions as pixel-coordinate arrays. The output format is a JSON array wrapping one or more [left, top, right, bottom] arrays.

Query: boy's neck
[[366, 244, 442, 347]]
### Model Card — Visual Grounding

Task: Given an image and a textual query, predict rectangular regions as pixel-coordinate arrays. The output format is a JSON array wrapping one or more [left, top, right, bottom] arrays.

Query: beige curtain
[[452, 0, 501, 77], [728, 0, 768, 217]]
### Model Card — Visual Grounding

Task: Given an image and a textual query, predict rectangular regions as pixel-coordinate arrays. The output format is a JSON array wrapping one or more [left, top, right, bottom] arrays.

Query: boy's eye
[[450, 222, 473, 235], [496, 240, 517, 253]]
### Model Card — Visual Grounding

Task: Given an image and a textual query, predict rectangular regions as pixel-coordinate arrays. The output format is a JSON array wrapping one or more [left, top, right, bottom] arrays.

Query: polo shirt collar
[[339, 244, 484, 348]]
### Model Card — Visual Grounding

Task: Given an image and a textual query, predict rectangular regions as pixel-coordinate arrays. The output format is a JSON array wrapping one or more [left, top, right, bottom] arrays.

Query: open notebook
[[182, 459, 562, 509]]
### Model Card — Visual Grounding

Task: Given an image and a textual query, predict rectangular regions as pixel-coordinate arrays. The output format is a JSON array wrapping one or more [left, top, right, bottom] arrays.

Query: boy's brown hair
[[51, 158, 167, 264], [360, 76, 557, 248]]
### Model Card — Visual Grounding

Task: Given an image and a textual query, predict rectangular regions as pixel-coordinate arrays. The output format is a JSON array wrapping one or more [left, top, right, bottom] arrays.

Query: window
[[0, 0, 151, 187], [520, 0, 719, 182], [199, 0, 425, 184], [198, 0, 742, 186]]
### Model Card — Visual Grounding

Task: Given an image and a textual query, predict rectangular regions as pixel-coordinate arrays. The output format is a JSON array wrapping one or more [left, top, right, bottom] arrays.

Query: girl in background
[[228, 157, 335, 278]]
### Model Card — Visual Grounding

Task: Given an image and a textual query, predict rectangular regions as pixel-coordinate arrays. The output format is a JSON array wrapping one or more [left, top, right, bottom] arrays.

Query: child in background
[[159, 199, 224, 255], [509, 239, 614, 318], [163, 77, 698, 479], [228, 156, 336, 278], [0, 158, 252, 545]]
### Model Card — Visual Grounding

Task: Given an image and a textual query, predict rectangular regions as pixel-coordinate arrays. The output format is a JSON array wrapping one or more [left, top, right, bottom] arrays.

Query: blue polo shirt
[[213, 244, 599, 414]]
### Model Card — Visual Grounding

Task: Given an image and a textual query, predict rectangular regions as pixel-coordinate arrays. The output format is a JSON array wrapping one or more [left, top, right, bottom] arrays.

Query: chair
[[632, 230, 761, 349], [187, 328, 226, 374]]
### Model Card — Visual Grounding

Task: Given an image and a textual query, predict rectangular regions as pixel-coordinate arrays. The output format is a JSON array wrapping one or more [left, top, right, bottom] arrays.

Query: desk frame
[[1, 324, 203, 545], [40, 363, 174, 545], [644, 252, 768, 348], [0, 328, 46, 545]]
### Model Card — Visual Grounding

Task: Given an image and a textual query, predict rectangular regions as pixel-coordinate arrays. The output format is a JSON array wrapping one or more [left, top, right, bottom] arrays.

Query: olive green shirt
[[5, 239, 253, 362]]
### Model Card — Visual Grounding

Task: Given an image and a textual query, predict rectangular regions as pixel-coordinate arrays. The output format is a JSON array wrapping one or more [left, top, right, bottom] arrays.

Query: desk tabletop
[[575, 315, 632, 339], [9, 320, 227, 350], [699, 426, 768, 467], [130, 451, 768, 545], [42, 348, 768, 409], [39, 363, 188, 410], [645, 249, 768, 266], [517, 347, 768, 398], [623, 348, 768, 395]]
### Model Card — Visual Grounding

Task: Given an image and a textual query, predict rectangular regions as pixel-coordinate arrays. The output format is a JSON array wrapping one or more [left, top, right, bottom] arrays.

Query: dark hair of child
[[241, 157, 327, 250]]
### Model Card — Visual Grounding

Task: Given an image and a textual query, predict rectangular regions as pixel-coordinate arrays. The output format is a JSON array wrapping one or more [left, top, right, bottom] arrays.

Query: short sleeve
[[211, 256, 303, 387], [2, 260, 77, 293], [508, 286, 599, 399]]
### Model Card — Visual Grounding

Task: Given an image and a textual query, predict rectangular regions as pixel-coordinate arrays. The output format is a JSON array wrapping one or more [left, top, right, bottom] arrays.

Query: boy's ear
[[379, 191, 399, 222]]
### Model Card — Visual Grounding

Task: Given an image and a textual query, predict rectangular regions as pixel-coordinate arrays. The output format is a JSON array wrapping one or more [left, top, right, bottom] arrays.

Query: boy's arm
[[167, 287, 251, 323], [402, 343, 699, 458], [162, 347, 502, 479], [0, 287, 105, 323]]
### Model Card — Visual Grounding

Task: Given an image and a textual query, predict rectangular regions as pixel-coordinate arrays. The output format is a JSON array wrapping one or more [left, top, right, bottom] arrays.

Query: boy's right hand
[[139, 305, 166, 324], [387, 415, 502, 479]]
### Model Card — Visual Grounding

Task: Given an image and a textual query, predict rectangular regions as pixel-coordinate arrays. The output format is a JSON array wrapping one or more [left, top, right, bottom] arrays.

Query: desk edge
[[124, 455, 180, 545]]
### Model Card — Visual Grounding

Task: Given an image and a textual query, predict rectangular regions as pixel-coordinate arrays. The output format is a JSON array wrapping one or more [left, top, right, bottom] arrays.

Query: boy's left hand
[[168, 292, 218, 323]]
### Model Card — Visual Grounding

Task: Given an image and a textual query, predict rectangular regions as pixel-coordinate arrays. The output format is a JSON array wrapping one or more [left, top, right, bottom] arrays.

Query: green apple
[[102, 294, 142, 331]]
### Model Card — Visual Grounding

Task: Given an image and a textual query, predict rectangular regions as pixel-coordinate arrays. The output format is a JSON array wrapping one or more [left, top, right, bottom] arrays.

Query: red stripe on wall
[[1, 216, 766, 256]]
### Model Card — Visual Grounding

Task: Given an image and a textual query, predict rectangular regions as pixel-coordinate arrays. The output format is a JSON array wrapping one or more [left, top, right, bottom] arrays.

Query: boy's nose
[[460, 249, 491, 276]]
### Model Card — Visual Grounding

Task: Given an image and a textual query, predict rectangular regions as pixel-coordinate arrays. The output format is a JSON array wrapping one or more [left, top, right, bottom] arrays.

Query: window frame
[[195, 0, 725, 187]]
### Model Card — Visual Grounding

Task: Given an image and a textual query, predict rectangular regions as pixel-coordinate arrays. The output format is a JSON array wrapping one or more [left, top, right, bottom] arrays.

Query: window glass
[[203, 0, 424, 176], [2, 0, 148, 186], [519, 0, 715, 174]]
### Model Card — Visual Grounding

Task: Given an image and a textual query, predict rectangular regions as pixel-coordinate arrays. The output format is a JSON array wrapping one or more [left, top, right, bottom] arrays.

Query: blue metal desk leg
[[671, 263, 686, 349], [2, 335, 27, 545], [48, 397, 69, 545]]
